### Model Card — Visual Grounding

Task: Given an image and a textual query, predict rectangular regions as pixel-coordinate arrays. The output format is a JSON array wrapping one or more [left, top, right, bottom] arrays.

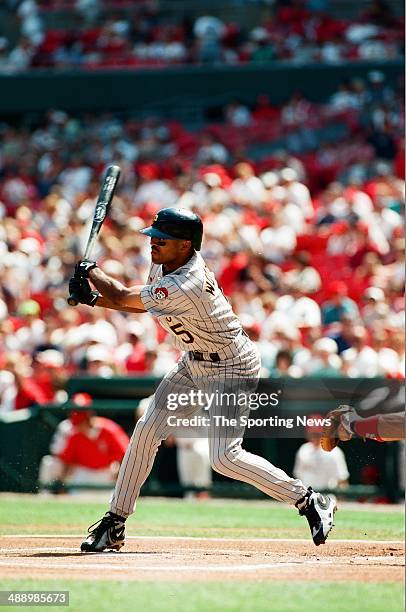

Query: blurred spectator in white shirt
[[58, 157, 93, 202], [0, 370, 17, 415], [261, 212, 297, 262], [377, 331, 405, 378], [225, 101, 252, 127], [282, 252, 321, 294], [134, 165, 178, 208], [303, 338, 342, 376], [17, 0, 43, 46], [279, 167, 314, 220], [329, 81, 360, 111], [7, 37, 35, 72], [194, 15, 225, 64], [230, 162, 265, 206], [361, 286, 390, 327], [341, 326, 380, 377], [196, 134, 229, 165], [10, 300, 46, 353], [276, 289, 321, 329], [269, 187, 306, 235], [294, 414, 349, 490], [76, 0, 100, 22], [84, 344, 117, 378]]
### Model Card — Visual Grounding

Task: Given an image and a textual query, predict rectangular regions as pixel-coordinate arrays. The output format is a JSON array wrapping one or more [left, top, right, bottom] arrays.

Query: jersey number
[[169, 323, 194, 344], [166, 318, 194, 344]]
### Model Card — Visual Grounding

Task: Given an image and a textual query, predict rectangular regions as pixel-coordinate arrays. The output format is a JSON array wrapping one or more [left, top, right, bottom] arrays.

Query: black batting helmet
[[140, 207, 203, 251]]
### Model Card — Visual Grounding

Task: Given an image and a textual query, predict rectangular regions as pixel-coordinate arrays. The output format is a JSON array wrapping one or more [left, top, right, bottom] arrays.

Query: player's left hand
[[74, 260, 98, 279], [69, 275, 90, 294], [68, 276, 100, 306]]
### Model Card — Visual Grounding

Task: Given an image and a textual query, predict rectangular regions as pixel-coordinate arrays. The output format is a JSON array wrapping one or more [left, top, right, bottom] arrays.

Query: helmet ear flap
[[191, 216, 203, 250], [193, 233, 202, 251]]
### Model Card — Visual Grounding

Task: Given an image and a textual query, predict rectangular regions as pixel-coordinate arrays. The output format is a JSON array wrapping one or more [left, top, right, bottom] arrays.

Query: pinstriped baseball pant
[[110, 338, 307, 518]]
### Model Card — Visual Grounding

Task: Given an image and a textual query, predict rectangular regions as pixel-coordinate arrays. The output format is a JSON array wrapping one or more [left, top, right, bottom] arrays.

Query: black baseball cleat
[[80, 512, 126, 552], [296, 488, 337, 546]]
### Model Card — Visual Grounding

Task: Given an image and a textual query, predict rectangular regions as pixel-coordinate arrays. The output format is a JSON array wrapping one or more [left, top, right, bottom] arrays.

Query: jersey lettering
[[204, 267, 217, 296]]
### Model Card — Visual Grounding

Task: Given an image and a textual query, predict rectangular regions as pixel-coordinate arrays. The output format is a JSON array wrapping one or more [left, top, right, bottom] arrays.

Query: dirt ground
[[0, 536, 403, 582]]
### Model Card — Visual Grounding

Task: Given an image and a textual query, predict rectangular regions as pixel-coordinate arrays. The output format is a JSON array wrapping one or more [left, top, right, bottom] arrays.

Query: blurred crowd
[[0, 0, 403, 71], [0, 71, 404, 412]]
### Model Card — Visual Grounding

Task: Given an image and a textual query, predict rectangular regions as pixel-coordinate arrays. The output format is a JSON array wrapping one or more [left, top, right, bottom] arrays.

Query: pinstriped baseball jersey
[[140, 252, 242, 352], [108, 250, 309, 520]]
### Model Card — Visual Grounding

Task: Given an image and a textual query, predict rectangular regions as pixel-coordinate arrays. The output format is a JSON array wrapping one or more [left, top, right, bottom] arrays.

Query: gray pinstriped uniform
[[110, 253, 307, 517]]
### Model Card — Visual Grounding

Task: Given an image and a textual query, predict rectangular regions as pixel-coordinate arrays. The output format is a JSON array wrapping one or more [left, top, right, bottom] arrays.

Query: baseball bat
[[67, 164, 121, 306]]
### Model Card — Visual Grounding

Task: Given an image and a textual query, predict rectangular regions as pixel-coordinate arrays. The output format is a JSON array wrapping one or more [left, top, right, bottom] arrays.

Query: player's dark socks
[[108, 511, 126, 522], [295, 488, 311, 511]]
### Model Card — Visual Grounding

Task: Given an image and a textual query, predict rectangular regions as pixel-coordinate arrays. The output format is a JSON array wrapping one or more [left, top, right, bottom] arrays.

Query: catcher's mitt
[[321, 405, 356, 452]]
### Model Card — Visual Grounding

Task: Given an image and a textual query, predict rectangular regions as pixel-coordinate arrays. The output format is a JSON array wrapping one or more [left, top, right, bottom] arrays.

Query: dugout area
[[0, 376, 403, 502]]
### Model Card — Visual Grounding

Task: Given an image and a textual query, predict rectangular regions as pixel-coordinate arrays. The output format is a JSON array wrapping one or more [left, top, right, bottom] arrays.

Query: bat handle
[[67, 294, 80, 306]]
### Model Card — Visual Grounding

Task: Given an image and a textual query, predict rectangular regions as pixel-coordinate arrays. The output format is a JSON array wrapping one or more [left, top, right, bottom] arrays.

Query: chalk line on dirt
[[0, 559, 335, 572], [4, 535, 404, 545]]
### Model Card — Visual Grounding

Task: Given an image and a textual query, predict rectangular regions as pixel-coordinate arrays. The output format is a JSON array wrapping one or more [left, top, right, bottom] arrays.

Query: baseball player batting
[[68, 208, 337, 552]]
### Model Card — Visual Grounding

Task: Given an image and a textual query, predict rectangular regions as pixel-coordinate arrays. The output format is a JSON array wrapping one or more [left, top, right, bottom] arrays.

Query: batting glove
[[68, 277, 100, 307], [74, 260, 98, 279]]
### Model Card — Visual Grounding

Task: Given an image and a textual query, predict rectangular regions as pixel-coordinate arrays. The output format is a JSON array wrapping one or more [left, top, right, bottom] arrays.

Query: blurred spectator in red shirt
[[252, 94, 280, 122], [6, 349, 63, 410], [31, 349, 66, 403], [38, 392, 129, 492], [322, 281, 360, 325], [123, 322, 148, 373]]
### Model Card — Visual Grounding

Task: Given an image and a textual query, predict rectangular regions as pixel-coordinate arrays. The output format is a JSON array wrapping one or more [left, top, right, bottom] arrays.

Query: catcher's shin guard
[[296, 488, 337, 546], [80, 512, 126, 552]]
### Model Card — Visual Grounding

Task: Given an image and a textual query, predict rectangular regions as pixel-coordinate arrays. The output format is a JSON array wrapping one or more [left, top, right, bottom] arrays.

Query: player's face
[[150, 237, 191, 266]]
